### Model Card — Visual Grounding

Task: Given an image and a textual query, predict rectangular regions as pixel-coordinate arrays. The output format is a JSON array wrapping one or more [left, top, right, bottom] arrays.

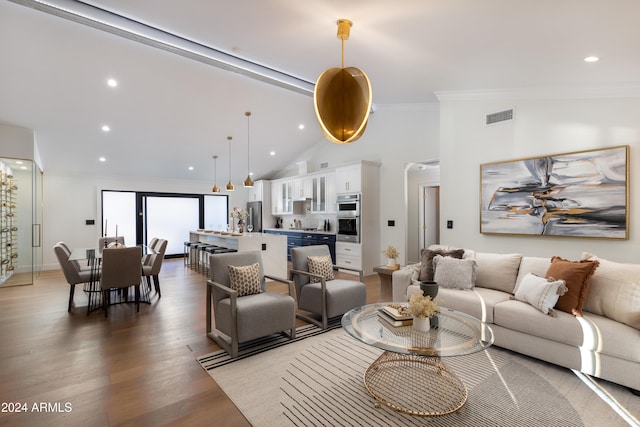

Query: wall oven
[[336, 194, 360, 243]]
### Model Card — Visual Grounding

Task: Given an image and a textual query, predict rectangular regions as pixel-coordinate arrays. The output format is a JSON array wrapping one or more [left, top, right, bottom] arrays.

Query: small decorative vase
[[387, 258, 396, 267], [237, 219, 245, 233], [420, 281, 439, 300], [413, 316, 431, 332]]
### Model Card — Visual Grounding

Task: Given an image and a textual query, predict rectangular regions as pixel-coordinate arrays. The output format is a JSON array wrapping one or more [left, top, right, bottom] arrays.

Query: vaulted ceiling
[[1, 0, 639, 182]]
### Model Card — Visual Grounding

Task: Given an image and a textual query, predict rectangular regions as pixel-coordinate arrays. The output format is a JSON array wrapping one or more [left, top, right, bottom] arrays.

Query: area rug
[[197, 320, 342, 370], [202, 329, 640, 427]]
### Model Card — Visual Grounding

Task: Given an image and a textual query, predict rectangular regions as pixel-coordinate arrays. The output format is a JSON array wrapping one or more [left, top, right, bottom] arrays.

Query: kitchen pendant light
[[314, 19, 372, 144], [243, 111, 254, 188], [211, 155, 220, 193], [225, 136, 235, 191]]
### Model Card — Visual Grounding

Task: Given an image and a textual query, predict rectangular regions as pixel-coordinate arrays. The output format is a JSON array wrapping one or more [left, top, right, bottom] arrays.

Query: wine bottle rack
[[1, 172, 17, 278]]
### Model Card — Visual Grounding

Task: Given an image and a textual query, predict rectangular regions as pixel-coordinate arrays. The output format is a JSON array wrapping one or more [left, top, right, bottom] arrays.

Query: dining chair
[[290, 244, 366, 329], [207, 251, 296, 357], [53, 243, 95, 312], [100, 246, 143, 317], [142, 239, 167, 297]]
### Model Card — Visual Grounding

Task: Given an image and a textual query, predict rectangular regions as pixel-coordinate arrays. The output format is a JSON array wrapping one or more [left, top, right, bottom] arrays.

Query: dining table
[[69, 245, 156, 314]]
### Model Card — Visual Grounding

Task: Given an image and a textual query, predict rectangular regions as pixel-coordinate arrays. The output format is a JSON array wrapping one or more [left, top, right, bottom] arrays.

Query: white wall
[[285, 103, 440, 266], [439, 94, 640, 262], [42, 173, 248, 270]]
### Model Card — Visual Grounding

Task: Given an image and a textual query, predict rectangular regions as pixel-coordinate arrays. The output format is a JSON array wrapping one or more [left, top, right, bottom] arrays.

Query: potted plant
[[232, 207, 248, 232], [383, 245, 399, 268], [408, 292, 439, 332]]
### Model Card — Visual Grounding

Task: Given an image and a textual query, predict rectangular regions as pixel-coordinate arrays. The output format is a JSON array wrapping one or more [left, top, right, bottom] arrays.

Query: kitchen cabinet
[[248, 180, 264, 202], [310, 174, 326, 213], [335, 241, 362, 270], [335, 164, 362, 193], [271, 178, 293, 214], [302, 232, 336, 263], [292, 177, 312, 200]]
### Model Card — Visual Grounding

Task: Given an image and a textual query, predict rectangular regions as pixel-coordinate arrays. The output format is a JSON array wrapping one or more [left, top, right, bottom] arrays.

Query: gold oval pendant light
[[314, 19, 372, 144]]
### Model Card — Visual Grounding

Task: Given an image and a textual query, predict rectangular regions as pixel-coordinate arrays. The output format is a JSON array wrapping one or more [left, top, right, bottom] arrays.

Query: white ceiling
[[1, 0, 639, 183]]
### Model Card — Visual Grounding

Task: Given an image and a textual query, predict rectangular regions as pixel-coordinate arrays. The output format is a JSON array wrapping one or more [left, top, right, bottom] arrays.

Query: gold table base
[[363, 351, 467, 417]]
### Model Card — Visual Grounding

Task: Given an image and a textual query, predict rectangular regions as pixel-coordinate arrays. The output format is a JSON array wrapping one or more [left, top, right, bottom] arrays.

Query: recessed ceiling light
[[249, 172, 254, 176], [270, 151, 275, 156], [298, 124, 305, 130], [15, 160, 23, 164], [101, 125, 110, 132], [188, 166, 194, 170], [20, 166, 27, 170], [584, 56, 599, 63], [107, 78, 118, 87], [99, 157, 106, 162]]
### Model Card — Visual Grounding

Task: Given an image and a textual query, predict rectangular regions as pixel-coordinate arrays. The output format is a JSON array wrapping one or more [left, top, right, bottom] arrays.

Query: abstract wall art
[[480, 146, 629, 239]]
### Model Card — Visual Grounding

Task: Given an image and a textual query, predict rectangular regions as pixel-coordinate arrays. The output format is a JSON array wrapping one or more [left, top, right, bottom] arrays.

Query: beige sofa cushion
[[514, 256, 551, 293], [435, 287, 511, 324], [464, 252, 522, 293], [581, 252, 640, 330]]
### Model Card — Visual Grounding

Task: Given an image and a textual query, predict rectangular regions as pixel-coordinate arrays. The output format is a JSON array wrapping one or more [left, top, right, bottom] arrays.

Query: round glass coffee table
[[342, 303, 494, 417]]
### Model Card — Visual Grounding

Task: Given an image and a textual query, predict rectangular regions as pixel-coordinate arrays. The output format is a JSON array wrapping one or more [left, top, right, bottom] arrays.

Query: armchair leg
[[153, 275, 161, 297]]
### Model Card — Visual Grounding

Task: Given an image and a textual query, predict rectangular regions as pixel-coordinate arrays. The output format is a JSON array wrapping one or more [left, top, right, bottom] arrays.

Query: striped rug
[[202, 329, 639, 427], [197, 319, 342, 370]]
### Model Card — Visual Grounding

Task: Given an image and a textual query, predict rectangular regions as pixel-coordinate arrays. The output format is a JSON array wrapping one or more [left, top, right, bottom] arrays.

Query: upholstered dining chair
[[100, 246, 143, 317], [142, 238, 167, 297], [290, 245, 366, 329], [207, 251, 296, 358], [53, 242, 95, 312]]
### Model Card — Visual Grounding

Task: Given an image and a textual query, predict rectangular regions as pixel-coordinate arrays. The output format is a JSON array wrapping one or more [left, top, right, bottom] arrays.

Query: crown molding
[[434, 85, 640, 102]]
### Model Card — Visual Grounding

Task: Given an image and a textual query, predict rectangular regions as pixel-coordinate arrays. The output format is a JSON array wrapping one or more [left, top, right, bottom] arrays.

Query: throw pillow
[[545, 256, 599, 316], [227, 262, 262, 297], [419, 248, 465, 282], [581, 252, 640, 330], [307, 255, 335, 283], [514, 273, 568, 315], [432, 255, 476, 290], [469, 252, 523, 293]]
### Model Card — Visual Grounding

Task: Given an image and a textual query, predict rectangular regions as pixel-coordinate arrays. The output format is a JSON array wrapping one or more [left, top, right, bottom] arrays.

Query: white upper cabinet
[[271, 178, 293, 214], [248, 180, 263, 201], [335, 164, 362, 193]]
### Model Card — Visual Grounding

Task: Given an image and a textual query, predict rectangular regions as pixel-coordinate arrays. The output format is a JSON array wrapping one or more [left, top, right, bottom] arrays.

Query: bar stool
[[206, 247, 238, 276], [196, 243, 216, 273], [189, 242, 207, 270], [183, 241, 194, 267], [202, 245, 222, 274]]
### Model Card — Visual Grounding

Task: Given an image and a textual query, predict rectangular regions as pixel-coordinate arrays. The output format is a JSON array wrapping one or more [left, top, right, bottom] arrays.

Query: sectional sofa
[[391, 246, 640, 392]]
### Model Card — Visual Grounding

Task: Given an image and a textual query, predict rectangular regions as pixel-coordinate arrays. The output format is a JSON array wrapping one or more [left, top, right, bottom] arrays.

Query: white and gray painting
[[481, 146, 628, 239]]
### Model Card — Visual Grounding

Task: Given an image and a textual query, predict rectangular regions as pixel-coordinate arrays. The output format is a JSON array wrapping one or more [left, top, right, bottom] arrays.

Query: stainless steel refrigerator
[[247, 201, 262, 232]]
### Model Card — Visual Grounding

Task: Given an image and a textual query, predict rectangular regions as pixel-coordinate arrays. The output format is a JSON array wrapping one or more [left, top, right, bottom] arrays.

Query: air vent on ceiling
[[320, 162, 329, 169], [486, 109, 514, 125]]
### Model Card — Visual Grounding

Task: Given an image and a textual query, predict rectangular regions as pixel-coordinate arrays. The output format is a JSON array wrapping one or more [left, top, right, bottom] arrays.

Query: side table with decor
[[373, 265, 400, 302]]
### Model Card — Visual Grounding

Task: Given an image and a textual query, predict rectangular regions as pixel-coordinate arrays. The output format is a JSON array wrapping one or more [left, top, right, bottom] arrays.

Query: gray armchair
[[100, 246, 143, 317], [290, 245, 366, 329], [207, 251, 296, 358]]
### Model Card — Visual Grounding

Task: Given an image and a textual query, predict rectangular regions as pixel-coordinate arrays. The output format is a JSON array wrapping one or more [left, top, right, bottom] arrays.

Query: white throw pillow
[[432, 255, 476, 290], [581, 252, 640, 330], [514, 273, 567, 315]]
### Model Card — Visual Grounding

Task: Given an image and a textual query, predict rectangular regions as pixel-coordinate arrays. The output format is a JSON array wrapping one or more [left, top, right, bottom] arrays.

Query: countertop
[[263, 228, 336, 236]]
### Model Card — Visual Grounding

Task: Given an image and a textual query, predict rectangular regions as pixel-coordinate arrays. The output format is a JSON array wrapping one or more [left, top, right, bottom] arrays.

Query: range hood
[[292, 199, 311, 214]]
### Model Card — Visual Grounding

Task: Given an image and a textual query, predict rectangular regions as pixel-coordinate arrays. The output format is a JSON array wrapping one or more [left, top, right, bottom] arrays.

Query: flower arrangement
[[408, 293, 439, 319], [383, 245, 399, 259], [232, 207, 248, 220]]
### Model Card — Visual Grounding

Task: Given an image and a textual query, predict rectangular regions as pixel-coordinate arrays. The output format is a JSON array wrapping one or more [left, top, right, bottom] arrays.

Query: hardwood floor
[[0, 259, 381, 426]]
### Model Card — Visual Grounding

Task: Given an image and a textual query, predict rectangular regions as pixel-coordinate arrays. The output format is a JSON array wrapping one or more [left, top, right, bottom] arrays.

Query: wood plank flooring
[[0, 259, 381, 426]]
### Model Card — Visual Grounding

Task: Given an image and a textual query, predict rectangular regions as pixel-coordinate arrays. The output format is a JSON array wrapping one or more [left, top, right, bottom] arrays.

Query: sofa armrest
[[392, 263, 421, 302]]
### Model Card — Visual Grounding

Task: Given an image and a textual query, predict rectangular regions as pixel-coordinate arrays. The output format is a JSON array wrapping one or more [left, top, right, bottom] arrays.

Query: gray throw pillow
[[419, 248, 465, 282]]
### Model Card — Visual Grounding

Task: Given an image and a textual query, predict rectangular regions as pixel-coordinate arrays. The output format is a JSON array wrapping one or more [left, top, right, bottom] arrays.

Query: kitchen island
[[189, 231, 288, 278]]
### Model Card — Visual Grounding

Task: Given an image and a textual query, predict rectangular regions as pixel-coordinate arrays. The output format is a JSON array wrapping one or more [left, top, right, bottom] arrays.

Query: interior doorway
[[406, 162, 440, 263]]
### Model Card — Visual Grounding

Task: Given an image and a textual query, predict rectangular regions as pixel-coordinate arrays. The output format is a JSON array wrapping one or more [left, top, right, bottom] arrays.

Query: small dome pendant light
[[243, 111, 254, 188], [225, 136, 235, 191], [211, 155, 220, 193], [314, 19, 372, 144]]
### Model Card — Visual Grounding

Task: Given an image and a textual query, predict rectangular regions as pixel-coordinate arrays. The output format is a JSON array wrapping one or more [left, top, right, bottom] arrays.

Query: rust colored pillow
[[545, 256, 599, 316], [419, 248, 465, 282]]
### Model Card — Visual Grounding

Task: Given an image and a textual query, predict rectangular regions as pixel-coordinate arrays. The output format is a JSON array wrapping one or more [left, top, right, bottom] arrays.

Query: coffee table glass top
[[342, 303, 494, 357]]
